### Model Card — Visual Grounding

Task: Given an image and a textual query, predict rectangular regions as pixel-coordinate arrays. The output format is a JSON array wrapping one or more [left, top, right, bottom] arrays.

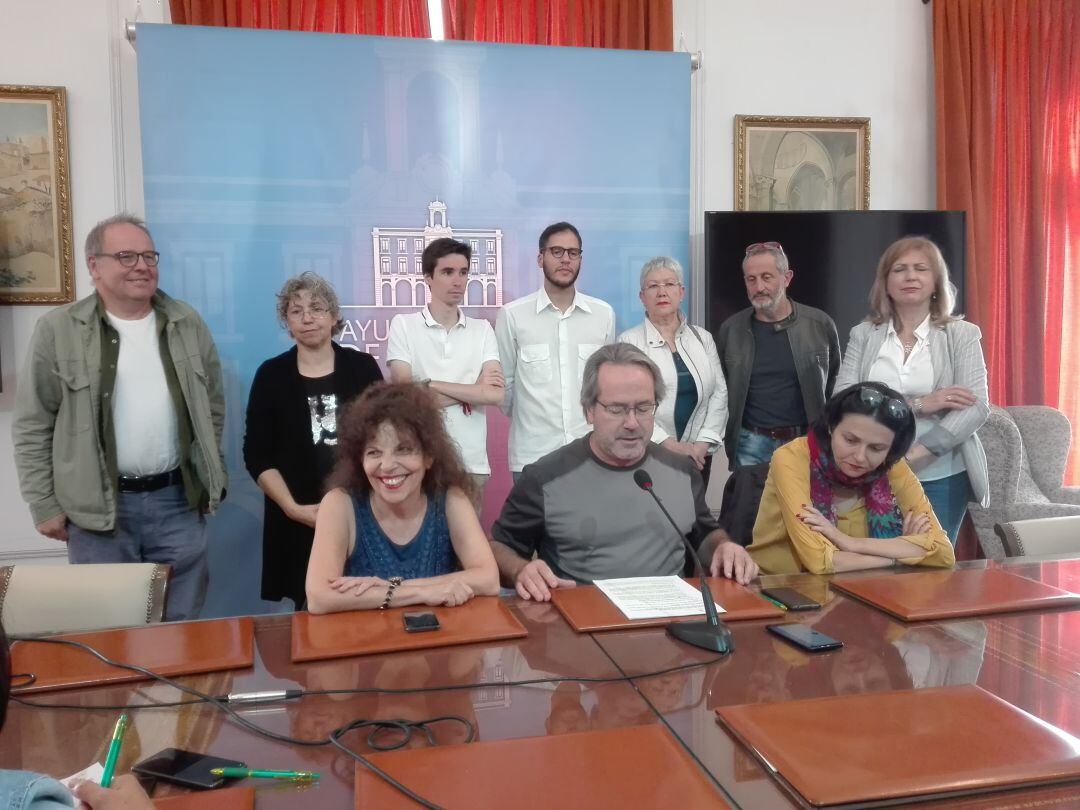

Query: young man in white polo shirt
[[387, 238, 504, 510]]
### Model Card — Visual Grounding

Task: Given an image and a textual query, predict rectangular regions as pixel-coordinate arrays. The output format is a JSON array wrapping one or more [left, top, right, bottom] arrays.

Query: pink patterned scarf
[[806, 431, 903, 538]]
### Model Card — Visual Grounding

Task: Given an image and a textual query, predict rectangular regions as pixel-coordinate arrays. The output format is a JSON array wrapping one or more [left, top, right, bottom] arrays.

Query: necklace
[[901, 339, 916, 355]]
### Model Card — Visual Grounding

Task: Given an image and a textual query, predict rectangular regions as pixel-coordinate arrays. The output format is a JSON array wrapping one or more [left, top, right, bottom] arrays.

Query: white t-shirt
[[867, 315, 966, 482], [106, 310, 181, 476], [387, 307, 500, 474]]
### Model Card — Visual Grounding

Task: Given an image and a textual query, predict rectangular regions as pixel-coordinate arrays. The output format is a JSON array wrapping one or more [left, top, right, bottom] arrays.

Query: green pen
[[100, 714, 129, 788], [210, 767, 320, 782], [760, 594, 789, 611]]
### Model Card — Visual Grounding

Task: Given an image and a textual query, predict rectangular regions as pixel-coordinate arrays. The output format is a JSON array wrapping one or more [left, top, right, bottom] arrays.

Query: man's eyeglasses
[[643, 281, 681, 294], [543, 246, 582, 259], [287, 304, 331, 320], [744, 241, 785, 257], [859, 386, 910, 420], [93, 251, 161, 268], [595, 401, 658, 418]]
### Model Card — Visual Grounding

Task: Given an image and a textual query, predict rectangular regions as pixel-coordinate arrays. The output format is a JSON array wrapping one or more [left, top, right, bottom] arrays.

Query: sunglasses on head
[[744, 241, 785, 256], [858, 386, 910, 420]]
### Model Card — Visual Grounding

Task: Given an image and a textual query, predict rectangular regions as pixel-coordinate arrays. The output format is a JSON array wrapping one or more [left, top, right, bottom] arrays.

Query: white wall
[[674, 0, 936, 324], [0, 0, 167, 562], [0, 0, 934, 558]]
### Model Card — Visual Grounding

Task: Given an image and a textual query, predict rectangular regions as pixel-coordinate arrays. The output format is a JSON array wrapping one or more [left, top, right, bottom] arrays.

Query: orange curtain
[[442, 0, 672, 50], [935, 0, 1080, 483], [170, 0, 430, 36]]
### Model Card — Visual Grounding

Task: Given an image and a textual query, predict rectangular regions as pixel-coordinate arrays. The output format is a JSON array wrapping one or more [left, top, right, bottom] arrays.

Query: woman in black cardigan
[[244, 272, 382, 608]]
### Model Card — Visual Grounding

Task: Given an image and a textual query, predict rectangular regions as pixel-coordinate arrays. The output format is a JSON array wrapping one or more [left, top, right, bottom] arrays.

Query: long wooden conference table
[[1, 555, 1078, 808]]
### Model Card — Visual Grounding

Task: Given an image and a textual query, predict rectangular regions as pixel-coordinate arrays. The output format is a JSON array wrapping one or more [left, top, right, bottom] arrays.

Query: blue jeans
[[920, 471, 972, 546], [734, 428, 786, 467], [67, 483, 208, 621]]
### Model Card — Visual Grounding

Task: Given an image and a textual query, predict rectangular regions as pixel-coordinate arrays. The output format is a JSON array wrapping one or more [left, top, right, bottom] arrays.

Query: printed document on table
[[593, 576, 727, 621]]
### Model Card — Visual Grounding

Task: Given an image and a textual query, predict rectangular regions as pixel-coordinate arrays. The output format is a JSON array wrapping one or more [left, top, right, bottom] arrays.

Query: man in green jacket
[[12, 214, 226, 620]]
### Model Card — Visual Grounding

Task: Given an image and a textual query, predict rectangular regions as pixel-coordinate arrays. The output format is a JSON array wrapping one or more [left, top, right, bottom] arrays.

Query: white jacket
[[619, 316, 728, 450]]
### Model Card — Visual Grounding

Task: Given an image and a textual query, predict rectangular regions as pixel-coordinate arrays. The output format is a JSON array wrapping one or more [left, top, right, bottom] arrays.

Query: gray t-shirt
[[491, 437, 719, 582]]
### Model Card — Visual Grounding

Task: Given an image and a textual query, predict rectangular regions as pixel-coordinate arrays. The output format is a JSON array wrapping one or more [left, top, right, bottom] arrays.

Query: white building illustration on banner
[[371, 200, 503, 308]]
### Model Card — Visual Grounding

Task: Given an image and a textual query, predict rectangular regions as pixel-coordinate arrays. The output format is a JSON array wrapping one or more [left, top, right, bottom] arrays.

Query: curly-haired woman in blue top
[[305, 383, 499, 614]]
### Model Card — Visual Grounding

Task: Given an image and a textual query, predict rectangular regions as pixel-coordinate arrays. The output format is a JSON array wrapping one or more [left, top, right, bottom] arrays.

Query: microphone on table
[[633, 469, 733, 654]]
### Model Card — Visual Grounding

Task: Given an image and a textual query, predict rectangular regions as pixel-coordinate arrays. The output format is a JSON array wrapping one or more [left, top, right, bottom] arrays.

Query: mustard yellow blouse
[[747, 437, 956, 575]]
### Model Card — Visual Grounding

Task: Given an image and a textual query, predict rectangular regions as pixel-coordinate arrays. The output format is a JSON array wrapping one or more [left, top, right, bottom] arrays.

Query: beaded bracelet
[[380, 577, 404, 610]]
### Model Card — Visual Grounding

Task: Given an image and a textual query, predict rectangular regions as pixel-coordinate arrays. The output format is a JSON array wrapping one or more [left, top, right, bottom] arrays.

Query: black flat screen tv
[[703, 211, 967, 343]]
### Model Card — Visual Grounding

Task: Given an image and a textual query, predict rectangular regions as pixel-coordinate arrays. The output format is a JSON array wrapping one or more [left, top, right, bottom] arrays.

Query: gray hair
[[580, 343, 667, 414], [85, 213, 153, 259], [741, 243, 789, 275], [639, 256, 684, 290], [276, 271, 345, 338]]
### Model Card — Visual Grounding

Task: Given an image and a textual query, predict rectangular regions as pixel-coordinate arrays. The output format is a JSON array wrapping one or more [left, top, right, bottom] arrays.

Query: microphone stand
[[636, 473, 733, 654]]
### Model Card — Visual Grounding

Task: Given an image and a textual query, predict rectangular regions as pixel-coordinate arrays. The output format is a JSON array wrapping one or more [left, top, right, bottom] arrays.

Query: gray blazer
[[835, 319, 990, 507]]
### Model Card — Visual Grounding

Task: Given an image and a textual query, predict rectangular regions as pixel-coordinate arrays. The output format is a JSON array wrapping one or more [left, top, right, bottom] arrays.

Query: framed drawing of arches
[[735, 115, 870, 212]]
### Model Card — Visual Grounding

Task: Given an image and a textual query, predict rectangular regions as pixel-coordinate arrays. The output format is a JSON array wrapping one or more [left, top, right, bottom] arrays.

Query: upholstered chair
[[969, 405, 1080, 559]]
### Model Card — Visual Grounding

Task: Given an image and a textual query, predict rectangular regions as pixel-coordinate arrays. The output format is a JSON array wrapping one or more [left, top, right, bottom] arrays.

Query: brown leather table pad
[[291, 596, 528, 662], [715, 684, 1080, 807], [153, 786, 255, 809], [354, 723, 729, 808], [550, 577, 784, 632], [829, 568, 1080, 621], [10, 617, 255, 693]]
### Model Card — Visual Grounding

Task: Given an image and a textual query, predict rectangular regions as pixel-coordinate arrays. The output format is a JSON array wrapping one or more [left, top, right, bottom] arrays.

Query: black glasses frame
[[93, 251, 161, 268], [542, 246, 583, 260], [858, 386, 910, 420], [594, 400, 658, 418]]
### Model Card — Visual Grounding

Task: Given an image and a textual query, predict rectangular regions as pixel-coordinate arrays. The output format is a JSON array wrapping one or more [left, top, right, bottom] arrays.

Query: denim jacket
[[0, 770, 73, 810], [715, 300, 841, 465], [12, 291, 227, 530]]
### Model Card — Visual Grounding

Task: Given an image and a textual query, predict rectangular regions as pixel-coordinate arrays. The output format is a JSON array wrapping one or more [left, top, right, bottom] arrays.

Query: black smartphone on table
[[766, 623, 843, 652], [760, 587, 822, 611], [402, 611, 441, 633], [132, 748, 245, 790]]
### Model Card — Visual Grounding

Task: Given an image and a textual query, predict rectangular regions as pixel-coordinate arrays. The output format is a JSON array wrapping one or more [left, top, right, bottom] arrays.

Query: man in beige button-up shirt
[[495, 222, 616, 477]]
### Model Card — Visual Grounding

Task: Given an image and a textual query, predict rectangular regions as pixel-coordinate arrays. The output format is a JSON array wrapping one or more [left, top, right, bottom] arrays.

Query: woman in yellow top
[[748, 382, 955, 574]]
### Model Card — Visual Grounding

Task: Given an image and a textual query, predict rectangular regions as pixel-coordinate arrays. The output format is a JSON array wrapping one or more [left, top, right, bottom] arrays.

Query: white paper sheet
[[593, 576, 726, 621], [60, 762, 104, 810]]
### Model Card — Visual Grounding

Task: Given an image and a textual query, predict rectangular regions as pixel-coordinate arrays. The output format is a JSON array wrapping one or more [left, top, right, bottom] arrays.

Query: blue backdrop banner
[[137, 23, 690, 617]]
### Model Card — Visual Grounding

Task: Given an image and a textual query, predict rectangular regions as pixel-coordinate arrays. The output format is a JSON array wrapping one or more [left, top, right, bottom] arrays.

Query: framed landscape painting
[[735, 115, 870, 212], [0, 85, 74, 304]]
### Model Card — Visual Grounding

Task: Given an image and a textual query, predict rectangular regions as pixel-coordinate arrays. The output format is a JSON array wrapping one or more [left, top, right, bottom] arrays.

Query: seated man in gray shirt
[[490, 343, 758, 601]]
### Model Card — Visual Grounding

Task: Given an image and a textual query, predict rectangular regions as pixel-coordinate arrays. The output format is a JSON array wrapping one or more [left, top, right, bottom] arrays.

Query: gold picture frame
[[0, 85, 75, 304], [735, 115, 870, 212]]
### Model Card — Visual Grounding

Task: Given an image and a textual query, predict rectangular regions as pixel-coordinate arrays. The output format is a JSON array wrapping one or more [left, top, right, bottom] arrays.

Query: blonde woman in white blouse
[[835, 236, 990, 544], [619, 257, 728, 487]]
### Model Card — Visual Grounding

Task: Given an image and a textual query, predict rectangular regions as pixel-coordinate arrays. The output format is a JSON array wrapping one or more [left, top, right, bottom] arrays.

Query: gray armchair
[[969, 405, 1080, 559]]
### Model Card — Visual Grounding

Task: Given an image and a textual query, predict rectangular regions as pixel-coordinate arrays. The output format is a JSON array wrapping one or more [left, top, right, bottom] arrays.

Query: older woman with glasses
[[834, 236, 990, 544], [244, 272, 383, 609], [618, 257, 728, 486], [747, 382, 955, 575]]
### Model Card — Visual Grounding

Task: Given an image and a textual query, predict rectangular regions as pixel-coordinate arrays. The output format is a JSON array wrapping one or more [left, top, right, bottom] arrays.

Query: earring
[[931, 292, 938, 301]]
